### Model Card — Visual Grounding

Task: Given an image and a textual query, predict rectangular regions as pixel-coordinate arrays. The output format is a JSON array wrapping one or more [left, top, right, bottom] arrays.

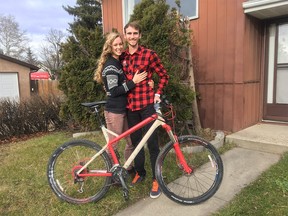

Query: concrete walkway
[[114, 123, 288, 216]]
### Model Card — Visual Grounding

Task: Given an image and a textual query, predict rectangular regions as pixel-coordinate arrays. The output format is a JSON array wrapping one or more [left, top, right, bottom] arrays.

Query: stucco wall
[[0, 58, 31, 101]]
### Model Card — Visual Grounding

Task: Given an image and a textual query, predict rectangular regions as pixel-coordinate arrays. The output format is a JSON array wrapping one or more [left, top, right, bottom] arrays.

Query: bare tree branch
[[0, 15, 29, 60], [39, 29, 66, 79]]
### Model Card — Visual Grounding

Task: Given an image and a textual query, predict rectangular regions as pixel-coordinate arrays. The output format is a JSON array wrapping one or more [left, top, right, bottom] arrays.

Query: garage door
[[0, 73, 20, 101]]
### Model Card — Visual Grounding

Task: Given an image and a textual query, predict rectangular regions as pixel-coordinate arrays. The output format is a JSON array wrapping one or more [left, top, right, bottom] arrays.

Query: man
[[121, 21, 169, 199]]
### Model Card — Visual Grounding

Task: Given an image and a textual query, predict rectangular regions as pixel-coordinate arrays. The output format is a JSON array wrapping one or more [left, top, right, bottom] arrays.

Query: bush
[[58, 0, 196, 132], [0, 95, 65, 141], [59, 1, 105, 131]]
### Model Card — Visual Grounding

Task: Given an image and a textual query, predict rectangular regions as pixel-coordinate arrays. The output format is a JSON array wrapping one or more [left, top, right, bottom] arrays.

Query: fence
[[36, 80, 64, 97]]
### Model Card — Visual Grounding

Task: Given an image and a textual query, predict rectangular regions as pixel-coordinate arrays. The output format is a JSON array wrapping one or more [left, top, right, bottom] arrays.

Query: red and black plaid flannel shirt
[[121, 46, 169, 111]]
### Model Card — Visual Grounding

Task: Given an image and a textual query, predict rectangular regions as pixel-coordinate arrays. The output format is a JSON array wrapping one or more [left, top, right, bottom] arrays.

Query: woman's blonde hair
[[94, 32, 123, 83]]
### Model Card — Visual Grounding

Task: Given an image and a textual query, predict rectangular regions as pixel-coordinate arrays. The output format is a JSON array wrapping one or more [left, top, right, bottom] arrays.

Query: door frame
[[263, 17, 288, 122]]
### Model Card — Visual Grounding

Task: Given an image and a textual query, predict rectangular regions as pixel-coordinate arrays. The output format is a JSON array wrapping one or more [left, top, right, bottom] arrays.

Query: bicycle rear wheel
[[47, 139, 112, 204], [155, 135, 223, 205]]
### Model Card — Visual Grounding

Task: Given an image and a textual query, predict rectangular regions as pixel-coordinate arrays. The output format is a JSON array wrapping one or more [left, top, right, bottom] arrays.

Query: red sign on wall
[[30, 71, 50, 80]]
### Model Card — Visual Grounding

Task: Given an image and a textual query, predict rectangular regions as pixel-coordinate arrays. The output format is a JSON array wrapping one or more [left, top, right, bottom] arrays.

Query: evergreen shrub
[[59, 0, 196, 134], [130, 0, 196, 134]]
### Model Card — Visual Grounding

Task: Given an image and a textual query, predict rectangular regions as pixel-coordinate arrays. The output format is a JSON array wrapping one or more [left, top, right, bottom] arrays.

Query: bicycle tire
[[155, 135, 223, 205], [47, 139, 112, 204]]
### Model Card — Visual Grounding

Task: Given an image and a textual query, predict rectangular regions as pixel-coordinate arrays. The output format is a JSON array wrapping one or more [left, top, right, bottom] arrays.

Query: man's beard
[[128, 40, 138, 47]]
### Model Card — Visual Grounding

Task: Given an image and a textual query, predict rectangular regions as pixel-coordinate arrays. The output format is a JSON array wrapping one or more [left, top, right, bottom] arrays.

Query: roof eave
[[243, 0, 288, 20], [0, 53, 39, 71]]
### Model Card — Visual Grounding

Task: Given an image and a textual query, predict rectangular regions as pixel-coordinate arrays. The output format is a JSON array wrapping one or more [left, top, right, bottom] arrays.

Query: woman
[[94, 32, 147, 173]]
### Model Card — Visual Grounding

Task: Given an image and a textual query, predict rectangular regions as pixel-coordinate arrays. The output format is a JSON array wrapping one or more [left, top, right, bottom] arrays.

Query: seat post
[[93, 106, 105, 128]]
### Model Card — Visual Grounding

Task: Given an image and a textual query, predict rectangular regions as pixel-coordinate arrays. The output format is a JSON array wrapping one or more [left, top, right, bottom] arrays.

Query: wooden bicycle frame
[[76, 113, 192, 177]]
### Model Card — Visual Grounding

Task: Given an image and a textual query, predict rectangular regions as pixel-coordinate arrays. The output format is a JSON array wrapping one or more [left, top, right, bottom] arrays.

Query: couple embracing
[[94, 21, 169, 199]]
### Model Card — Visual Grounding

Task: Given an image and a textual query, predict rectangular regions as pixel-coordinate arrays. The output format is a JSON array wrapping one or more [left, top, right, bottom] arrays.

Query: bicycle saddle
[[81, 101, 107, 108]]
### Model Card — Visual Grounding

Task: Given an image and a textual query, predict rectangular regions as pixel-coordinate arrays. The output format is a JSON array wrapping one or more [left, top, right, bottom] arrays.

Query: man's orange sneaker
[[150, 180, 161, 198], [131, 172, 145, 185]]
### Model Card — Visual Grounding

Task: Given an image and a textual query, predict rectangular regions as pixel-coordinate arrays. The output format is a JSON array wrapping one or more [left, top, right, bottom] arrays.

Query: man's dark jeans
[[127, 104, 159, 179]]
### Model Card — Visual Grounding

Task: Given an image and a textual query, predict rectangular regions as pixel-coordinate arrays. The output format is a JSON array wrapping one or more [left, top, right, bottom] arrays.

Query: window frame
[[122, 0, 199, 27]]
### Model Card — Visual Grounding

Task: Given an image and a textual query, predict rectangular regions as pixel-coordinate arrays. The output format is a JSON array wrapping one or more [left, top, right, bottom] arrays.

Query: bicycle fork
[[162, 124, 193, 174]]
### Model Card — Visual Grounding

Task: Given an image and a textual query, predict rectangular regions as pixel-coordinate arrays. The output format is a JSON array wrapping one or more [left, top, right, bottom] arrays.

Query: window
[[267, 23, 288, 104], [122, 0, 198, 26], [276, 23, 288, 103], [166, 0, 198, 20], [122, 0, 141, 26]]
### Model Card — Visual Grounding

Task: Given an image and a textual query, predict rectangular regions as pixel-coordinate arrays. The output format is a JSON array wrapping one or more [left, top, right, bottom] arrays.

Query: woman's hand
[[132, 70, 147, 84]]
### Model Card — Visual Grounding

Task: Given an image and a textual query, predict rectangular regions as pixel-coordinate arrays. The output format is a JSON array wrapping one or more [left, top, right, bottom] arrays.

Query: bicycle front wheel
[[47, 139, 112, 204], [155, 135, 223, 205]]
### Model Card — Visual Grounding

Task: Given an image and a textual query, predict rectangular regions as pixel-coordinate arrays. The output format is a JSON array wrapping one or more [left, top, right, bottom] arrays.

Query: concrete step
[[225, 123, 288, 154]]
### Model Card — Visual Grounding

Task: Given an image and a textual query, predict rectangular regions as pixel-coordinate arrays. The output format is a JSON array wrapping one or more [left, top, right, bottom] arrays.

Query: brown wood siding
[[243, 16, 263, 127], [191, 0, 264, 132], [102, 0, 123, 33]]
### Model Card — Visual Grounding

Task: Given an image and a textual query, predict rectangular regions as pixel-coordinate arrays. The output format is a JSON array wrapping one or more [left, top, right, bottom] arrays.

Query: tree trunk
[[184, 19, 202, 134]]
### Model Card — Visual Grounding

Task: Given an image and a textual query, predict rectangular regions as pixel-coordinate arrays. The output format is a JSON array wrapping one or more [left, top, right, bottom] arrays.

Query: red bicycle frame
[[76, 113, 192, 178]]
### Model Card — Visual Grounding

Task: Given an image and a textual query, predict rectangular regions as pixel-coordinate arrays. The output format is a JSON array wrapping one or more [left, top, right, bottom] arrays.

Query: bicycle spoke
[[47, 140, 112, 204], [156, 135, 223, 205]]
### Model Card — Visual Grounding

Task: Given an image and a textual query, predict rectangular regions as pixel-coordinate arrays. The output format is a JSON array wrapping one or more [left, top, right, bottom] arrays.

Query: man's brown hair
[[124, 21, 142, 34]]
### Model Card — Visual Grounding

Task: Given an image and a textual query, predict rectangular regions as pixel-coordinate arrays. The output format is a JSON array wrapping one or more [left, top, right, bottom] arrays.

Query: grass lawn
[[0, 132, 154, 216], [2, 131, 287, 215], [214, 151, 288, 216]]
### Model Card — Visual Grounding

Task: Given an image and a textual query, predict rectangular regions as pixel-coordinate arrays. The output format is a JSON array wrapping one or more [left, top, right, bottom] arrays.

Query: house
[[0, 53, 39, 101], [99, 0, 288, 132]]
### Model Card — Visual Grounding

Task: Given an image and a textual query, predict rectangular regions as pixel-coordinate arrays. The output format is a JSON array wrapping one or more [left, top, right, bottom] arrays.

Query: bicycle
[[47, 99, 224, 205]]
